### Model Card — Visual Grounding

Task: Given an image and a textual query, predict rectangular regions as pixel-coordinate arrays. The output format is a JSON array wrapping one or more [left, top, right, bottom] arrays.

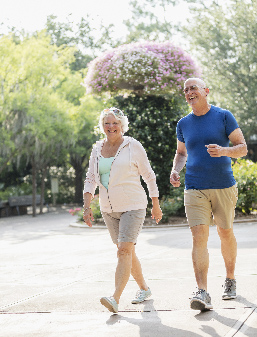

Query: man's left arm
[[206, 128, 248, 158]]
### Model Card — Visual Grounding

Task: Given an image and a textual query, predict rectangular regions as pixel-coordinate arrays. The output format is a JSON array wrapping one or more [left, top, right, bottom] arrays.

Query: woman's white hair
[[99, 107, 129, 135]]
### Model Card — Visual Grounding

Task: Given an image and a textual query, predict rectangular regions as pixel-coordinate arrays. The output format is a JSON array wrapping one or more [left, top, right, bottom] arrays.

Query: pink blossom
[[84, 41, 200, 95]]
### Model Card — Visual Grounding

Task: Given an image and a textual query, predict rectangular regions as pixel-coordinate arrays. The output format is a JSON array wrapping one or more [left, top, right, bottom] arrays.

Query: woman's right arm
[[83, 192, 94, 227], [83, 146, 98, 227]]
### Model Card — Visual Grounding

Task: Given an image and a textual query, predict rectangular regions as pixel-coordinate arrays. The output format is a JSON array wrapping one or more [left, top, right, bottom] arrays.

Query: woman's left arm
[[135, 141, 163, 223], [151, 197, 163, 224]]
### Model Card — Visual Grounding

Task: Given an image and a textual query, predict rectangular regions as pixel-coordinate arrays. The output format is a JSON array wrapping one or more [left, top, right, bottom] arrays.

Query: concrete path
[[0, 207, 256, 337]]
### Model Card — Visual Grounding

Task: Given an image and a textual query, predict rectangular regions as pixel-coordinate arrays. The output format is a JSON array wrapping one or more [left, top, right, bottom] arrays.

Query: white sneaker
[[222, 278, 237, 300], [190, 289, 213, 311], [100, 296, 118, 313], [131, 288, 152, 304]]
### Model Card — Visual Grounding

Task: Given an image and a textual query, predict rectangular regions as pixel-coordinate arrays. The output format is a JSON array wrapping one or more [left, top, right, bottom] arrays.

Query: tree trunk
[[74, 163, 84, 205], [40, 166, 47, 214], [31, 157, 37, 217]]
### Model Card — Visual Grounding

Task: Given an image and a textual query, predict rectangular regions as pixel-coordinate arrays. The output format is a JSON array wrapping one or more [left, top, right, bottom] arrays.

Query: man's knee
[[191, 224, 209, 247], [217, 227, 236, 241]]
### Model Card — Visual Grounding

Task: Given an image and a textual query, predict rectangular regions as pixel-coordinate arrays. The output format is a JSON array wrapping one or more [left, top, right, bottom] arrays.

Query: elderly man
[[170, 78, 247, 311]]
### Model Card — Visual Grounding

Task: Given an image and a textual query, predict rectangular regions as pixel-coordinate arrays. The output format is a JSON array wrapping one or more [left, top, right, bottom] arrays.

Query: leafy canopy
[[185, 0, 257, 140]]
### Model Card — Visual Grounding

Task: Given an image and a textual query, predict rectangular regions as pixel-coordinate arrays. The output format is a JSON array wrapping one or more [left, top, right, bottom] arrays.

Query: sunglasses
[[103, 108, 124, 117], [183, 85, 206, 94]]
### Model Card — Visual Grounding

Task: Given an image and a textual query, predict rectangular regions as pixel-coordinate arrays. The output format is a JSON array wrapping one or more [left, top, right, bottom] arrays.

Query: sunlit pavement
[[0, 207, 256, 337]]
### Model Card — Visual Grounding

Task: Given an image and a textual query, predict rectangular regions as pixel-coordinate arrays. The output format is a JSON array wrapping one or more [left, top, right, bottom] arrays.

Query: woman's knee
[[117, 243, 134, 258]]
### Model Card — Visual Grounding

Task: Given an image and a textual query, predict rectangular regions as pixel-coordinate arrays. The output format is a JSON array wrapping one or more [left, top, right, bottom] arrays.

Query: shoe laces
[[223, 278, 236, 292], [190, 288, 205, 299], [192, 289, 206, 296], [135, 289, 145, 299]]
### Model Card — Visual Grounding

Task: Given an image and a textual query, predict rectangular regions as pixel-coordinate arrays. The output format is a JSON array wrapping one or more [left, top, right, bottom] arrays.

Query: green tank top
[[99, 156, 115, 189]]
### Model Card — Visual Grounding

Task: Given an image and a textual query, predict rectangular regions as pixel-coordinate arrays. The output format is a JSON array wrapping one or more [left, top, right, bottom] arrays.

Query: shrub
[[0, 183, 32, 201], [69, 195, 102, 223], [0, 165, 76, 205], [90, 194, 102, 220], [46, 166, 76, 204], [159, 169, 185, 222], [232, 159, 257, 214]]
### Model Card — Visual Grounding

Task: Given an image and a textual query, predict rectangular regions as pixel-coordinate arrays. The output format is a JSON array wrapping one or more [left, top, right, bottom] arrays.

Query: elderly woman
[[83, 107, 162, 314]]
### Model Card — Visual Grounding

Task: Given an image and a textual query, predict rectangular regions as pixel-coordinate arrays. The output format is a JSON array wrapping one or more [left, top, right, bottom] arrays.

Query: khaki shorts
[[102, 209, 146, 245], [184, 185, 238, 229]]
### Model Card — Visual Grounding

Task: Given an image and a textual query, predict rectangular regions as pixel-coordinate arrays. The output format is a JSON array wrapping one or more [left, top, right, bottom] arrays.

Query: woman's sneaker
[[190, 289, 213, 311], [100, 296, 118, 313], [131, 288, 152, 304], [222, 278, 237, 300]]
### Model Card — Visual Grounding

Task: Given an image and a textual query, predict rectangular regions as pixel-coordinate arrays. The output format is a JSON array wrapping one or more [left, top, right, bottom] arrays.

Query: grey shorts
[[101, 209, 146, 245], [184, 185, 238, 229]]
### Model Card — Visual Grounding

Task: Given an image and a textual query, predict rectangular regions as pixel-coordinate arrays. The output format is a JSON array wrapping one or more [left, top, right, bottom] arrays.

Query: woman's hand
[[83, 208, 95, 227], [151, 204, 163, 224]]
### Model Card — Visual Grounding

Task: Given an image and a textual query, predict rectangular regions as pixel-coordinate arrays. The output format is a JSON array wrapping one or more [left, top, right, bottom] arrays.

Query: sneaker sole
[[190, 299, 213, 311], [100, 298, 118, 313], [222, 295, 237, 300]]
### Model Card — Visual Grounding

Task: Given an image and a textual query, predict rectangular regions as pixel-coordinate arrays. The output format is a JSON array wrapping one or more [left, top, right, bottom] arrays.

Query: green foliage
[[68, 195, 102, 223], [0, 165, 76, 204], [232, 159, 257, 214], [45, 14, 115, 65], [45, 166, 76, 204], [90, 195, 102, 220], [0, 183, 32, 201], [159, 168, 185, 222], [185, 0, 257, 141], [0, 32, 76, 172], [112, 94, 189, 198], [69, 95, 104, 203]]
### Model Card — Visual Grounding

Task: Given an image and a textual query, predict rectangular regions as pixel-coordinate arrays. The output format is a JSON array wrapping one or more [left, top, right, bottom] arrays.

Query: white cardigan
[[83, 136, 159, 213]]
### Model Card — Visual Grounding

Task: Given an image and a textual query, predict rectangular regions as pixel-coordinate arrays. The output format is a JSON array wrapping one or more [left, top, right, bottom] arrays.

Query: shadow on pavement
[[106, 300, 211, 337]]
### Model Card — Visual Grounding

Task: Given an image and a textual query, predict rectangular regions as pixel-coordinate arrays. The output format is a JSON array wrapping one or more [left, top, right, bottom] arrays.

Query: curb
[[70, 218, 257, 229], [69, 222, 187, 229]]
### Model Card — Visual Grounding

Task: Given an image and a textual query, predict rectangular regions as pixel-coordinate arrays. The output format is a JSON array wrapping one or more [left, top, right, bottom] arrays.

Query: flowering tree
[[84, 41, 199, 95]]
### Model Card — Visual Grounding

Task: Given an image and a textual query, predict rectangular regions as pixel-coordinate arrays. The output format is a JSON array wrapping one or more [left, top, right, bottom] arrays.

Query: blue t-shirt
[[177, 105, 239, 190]]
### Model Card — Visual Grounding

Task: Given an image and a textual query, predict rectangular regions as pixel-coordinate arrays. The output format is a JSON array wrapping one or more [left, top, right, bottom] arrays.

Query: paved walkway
[[0, 207, 256, 336]]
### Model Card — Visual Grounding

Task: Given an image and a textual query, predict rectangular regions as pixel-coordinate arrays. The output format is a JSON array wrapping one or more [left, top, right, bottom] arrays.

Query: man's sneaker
[[190, 289, 213, 311], [100, 296, 118, 313], [222, 278, 237, 300], [131, 288, 152, 304]]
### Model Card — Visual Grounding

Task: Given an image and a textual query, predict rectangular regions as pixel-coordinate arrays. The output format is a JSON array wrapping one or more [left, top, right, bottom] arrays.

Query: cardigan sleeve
[[133, 140, 159, 198], [83, 145, 98, 196]]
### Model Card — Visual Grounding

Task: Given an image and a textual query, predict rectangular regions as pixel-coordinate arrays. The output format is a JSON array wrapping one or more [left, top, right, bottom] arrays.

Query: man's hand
[[205, 144, 225, 157], [170, 170, 181, 187]]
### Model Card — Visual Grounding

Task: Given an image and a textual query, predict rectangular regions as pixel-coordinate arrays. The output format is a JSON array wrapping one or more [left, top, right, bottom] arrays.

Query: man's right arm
[[170, 140, 187, 188]]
